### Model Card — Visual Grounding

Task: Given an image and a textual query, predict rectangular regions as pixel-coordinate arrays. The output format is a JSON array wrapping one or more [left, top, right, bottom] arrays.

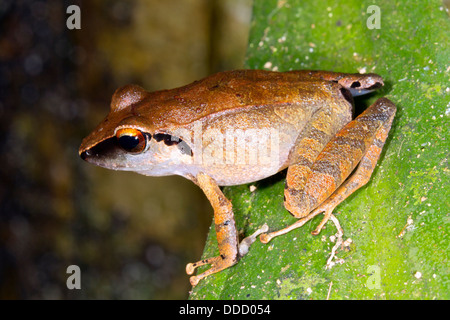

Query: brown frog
[[79, 70, 396, 286]]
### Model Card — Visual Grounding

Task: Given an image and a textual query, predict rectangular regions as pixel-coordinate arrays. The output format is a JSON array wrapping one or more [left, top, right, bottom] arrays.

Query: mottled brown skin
[[260, 97, 396, 243], [79, 69, 396, 286]]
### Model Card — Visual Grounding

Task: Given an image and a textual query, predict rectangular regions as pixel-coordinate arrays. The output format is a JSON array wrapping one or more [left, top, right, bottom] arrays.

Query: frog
[[79, 69, 396, 286]]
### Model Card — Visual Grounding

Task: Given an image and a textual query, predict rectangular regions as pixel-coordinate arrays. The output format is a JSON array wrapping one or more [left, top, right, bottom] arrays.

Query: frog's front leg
[[185, 172, 239, 286], [186, 172, 266, 286], [261, 97, 396, 243]]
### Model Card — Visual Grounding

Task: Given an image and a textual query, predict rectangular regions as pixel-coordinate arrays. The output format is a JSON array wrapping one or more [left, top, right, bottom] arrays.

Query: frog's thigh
[[284, 107, 348, 219], [262, 98, 396, 243], [310, 98, 396, 234], [186, 172, 239, 286]]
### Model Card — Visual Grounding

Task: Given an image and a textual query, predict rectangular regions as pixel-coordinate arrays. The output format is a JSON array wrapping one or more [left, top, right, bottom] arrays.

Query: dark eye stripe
[[154, 133, 180, 146], [153, 133, 193, 156], [153, 133, 166, 142]]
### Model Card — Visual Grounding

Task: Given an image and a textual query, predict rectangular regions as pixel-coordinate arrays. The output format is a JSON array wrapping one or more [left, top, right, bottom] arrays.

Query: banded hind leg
[[260, 98, 396, 244], [310, 99, 396, 235]]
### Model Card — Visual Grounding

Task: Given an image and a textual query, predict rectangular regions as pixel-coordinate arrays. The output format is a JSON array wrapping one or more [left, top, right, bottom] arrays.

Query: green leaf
[[190, 0, 449, 299]]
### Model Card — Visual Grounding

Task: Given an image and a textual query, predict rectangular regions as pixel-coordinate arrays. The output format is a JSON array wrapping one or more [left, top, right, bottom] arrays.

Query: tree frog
[[79, 70, 396, 286]]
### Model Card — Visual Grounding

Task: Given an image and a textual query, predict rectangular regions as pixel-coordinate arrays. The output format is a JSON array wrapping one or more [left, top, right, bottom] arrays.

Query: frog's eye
[[116, 128, 150, 153]]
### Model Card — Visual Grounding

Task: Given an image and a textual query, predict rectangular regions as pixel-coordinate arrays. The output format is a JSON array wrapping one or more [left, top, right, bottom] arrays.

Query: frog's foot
[[310, 202, 337, 235], [259, 204, 334, 244], [186, 224, 269, 286], [325, 214, 345, 270], [259, 205, 348, 269]]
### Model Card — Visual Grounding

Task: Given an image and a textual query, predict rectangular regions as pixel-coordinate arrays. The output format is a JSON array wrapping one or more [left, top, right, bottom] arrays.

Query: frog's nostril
[[80, 149, 94, 160]]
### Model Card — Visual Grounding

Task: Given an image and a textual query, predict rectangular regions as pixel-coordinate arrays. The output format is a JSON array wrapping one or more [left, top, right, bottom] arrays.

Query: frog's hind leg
[[309, 98, 396, 235], [260, 98, 396, 244]]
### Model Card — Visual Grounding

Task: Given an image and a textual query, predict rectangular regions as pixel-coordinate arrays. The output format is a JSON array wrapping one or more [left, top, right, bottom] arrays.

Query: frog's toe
[[186, 255, 237, 286], [238, 223, 269, 256]]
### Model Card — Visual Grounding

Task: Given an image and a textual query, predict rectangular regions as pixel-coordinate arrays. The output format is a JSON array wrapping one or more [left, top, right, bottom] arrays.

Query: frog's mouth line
[[80, 137, 128, 169], [79, 134, 194, 173]]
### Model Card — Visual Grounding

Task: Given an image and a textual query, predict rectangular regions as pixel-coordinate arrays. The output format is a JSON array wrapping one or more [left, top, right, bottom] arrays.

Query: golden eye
[[116, 128, 150, 153]]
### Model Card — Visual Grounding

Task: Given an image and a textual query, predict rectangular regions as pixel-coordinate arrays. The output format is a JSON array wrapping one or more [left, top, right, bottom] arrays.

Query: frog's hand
[[261, 97, 396, 243], [187, 173, 240, 286]]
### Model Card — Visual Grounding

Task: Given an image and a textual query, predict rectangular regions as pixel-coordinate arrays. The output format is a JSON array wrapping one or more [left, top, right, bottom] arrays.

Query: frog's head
[[79, 84, 194, 177]]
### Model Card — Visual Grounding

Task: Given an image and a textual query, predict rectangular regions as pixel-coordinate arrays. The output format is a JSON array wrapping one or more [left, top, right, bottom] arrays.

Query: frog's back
[[134, 69, 347, 131], [80, 69, 350, 160], [165, 70, 354, 186], [80, 69, 357, 186]]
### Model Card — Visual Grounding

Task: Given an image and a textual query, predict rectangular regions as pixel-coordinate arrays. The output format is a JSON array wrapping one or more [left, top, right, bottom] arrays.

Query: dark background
[[0, 0, 252, 299]]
